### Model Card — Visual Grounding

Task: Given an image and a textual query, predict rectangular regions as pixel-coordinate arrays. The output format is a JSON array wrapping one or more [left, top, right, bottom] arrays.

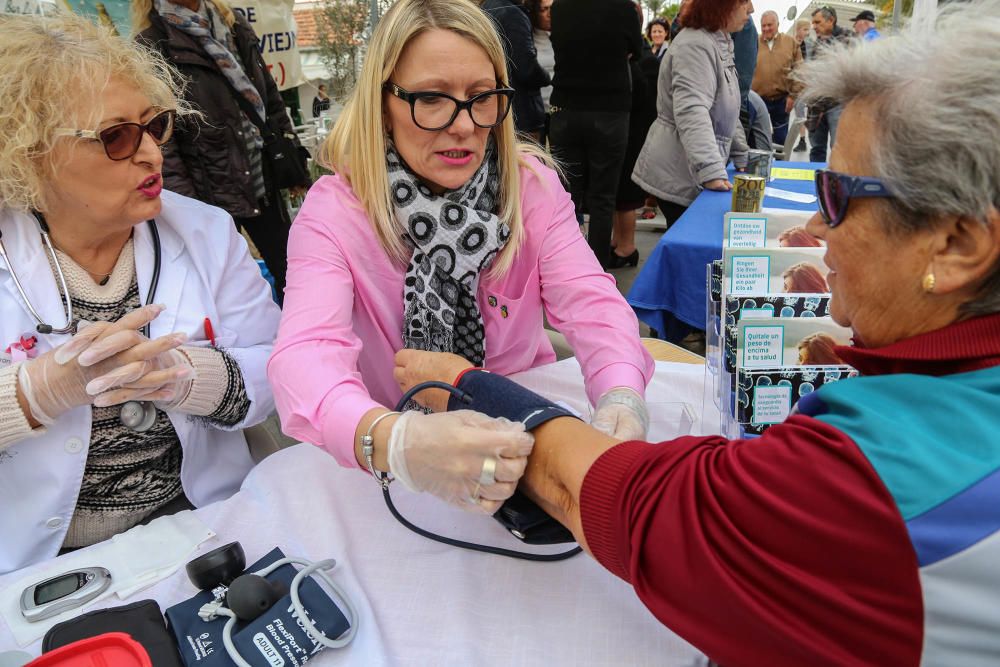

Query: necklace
[[52, 247, 115, 285]]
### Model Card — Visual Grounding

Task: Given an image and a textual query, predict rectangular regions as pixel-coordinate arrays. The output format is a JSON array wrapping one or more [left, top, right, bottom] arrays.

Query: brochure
[[735, 366, 860, 435], [723, 210, 821, 249], [736, 317, 851, 369], [723, 295, 831, 373], [723, 247, 829, 297]]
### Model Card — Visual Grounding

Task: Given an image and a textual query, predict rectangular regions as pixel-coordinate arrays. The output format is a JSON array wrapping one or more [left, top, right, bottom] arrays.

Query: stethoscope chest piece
[[120, 400, 157, 432]]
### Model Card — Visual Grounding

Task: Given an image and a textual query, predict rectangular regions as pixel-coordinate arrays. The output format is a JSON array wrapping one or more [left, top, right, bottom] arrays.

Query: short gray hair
[[760, 10, 778, 22], [811, 7, 837, 23], [795, 0, 1000, 317]]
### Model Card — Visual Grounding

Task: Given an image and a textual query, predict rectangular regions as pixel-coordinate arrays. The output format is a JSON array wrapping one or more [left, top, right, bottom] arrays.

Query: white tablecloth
[[0, 360, 713, 665]]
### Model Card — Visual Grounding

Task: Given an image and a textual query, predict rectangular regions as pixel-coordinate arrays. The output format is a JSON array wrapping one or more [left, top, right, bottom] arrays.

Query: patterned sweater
[[0, 240, 250, 546]]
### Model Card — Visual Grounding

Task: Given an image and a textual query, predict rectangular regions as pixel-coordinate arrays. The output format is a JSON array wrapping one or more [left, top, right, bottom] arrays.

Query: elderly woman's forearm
[[521, 417, 619, 553]]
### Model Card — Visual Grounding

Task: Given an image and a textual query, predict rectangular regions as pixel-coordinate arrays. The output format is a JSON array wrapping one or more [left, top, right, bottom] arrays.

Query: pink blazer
[[268, 158, 653, 467]]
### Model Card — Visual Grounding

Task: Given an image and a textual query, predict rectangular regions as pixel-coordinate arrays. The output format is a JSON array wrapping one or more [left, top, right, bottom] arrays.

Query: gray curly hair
[[795, 0, 1000, 317]]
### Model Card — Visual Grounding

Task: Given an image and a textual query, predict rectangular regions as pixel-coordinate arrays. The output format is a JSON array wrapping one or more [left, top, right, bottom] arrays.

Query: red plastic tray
[[26, 632, 151, 667]]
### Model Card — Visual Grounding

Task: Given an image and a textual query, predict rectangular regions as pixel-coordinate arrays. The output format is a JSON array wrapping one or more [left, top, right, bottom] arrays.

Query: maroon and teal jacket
[[580, 314, 1000, 666]]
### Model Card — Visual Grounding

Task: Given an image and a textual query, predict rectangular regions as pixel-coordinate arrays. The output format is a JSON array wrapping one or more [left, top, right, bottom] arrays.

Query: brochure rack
[[708, 211, 856, 438]]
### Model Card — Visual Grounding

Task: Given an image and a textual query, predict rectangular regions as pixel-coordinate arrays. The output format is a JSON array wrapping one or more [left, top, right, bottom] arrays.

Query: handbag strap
[[205, 41, 280, 142], [222, 77, 278, 142]]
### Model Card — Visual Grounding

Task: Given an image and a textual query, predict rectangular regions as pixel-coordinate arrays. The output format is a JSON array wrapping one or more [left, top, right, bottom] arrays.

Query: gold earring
[[922, 273, 936, 293]]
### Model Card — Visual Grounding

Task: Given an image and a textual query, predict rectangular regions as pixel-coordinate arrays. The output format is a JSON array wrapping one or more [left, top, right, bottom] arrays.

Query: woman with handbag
[[133, 0, 311, 306]]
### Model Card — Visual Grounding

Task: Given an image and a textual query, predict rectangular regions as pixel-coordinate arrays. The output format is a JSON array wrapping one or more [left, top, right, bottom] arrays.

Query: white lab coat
[[0, 191, 280, 574]]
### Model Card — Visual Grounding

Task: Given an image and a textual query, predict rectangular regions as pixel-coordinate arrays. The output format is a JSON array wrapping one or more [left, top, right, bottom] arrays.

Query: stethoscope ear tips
[[186, 541, 247, 591]]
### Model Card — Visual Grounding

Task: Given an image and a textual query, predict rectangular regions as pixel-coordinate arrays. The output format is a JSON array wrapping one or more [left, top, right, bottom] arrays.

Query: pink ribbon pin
[[5, 334, 39, 362]]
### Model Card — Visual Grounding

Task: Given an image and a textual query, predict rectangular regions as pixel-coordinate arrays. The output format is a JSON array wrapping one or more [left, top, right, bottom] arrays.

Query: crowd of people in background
[[471, 0, 879, 272]]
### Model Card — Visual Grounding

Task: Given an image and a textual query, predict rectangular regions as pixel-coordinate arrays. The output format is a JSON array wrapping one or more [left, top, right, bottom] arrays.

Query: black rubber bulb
[[226, 574, 288, 621]]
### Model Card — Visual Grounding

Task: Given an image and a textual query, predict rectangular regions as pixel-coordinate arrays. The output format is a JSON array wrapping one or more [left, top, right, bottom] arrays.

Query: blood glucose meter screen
[[34, 573, 83, 605]]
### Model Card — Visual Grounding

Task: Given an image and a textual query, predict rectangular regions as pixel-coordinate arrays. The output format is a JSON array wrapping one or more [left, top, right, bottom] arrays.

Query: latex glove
[[387, 410, 534, 514], [591, 387, 649, 441], [16, 305, 187, 425], [83, 348, 195, 408]]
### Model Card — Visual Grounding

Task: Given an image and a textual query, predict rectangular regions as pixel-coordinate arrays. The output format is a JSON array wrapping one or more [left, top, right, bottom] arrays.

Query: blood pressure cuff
[[448, 369, 578, 429], [166, 548, 350, 667], [449, 369, 580, 545], [42, 599, 183, 666]]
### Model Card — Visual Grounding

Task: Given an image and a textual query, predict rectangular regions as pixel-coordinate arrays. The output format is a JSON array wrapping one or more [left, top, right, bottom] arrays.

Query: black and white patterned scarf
[[389, 138, 508, 367]]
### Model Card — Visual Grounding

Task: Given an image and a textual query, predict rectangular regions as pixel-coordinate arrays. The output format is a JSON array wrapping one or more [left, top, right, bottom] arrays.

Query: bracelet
[[361, 411, 401, 486]]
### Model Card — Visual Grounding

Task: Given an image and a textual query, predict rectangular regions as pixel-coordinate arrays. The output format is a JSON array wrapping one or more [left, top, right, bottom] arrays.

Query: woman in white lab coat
[[0, 13, 280, 573]]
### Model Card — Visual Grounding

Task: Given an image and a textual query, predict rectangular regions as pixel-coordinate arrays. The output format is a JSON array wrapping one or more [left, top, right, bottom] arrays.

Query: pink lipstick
[[137, 174, 162, 198], [436, 149, 474, 166]]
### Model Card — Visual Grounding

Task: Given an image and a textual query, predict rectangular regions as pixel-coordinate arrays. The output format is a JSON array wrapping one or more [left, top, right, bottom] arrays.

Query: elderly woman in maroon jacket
[[133, 0, 310, 305]]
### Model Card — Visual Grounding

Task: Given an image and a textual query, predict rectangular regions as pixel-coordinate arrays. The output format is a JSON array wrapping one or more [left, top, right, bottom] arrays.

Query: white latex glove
[[16, 305, 188, 424], [591, 387, 649, 441], [387, 410, 535, 514], [83, 347, 195, 409]]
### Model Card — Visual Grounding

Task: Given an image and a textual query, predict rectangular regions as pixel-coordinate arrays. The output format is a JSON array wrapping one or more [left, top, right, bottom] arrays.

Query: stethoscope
[[0, 211, 162, 432]]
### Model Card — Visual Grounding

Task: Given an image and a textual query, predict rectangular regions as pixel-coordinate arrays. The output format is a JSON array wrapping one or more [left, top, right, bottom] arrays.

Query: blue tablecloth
[[627, 161, 822, 341]]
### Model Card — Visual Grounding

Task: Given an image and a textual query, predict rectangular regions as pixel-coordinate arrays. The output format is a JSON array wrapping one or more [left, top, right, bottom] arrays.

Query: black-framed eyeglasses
[[55, 109, 176, 161], [383, 83, 514, 131], [814, 168, 895, 228]]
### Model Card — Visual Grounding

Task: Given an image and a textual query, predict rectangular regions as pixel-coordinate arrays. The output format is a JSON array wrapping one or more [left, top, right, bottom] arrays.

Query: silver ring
[[478, 456, 497, 486]]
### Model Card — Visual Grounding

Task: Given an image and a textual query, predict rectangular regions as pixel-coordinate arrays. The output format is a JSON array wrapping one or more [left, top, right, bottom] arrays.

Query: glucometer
[[20, 567, 112, 623]]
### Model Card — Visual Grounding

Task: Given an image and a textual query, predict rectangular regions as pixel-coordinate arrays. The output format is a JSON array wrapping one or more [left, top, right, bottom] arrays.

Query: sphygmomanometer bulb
[[226, 574, 288, 621]]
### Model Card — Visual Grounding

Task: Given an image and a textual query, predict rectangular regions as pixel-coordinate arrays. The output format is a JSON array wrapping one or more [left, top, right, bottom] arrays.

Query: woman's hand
[[393, 349, 473, 412], [16, 305, 187, 424], [387, 409, 534, 513], [703, 178, 733, 191], [83, 348, 195, 408], [591, 387, 649, 441]]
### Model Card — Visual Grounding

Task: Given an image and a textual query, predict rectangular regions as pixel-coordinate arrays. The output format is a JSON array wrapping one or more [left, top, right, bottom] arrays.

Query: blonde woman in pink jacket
[[268, 0, 653, 512]]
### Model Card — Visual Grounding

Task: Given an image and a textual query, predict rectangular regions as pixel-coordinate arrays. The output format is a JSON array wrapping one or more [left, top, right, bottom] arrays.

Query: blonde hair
[[318, 0, 554, 276], [131, 0, 236, 35], [0, 12, 189, 213]]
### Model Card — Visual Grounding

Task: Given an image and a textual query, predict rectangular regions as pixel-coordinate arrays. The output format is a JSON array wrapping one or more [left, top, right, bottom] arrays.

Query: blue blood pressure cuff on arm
[[449, 369, 581, 545], [447, 369, 579, 430]]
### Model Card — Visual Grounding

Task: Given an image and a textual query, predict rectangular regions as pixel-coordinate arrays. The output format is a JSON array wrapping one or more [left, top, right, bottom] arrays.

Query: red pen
[[203, 317, 217, 347]]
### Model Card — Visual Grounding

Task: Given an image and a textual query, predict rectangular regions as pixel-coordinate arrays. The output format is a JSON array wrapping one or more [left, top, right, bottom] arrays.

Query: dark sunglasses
[[814, 168, 895, 227], [55, 109, 176, 161]]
